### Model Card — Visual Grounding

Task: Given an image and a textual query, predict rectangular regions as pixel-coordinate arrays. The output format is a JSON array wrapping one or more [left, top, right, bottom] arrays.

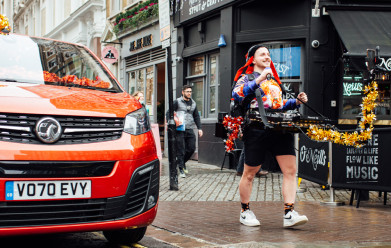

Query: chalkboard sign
[[298, 134, 329, 185], [332, 131, 391, 191]]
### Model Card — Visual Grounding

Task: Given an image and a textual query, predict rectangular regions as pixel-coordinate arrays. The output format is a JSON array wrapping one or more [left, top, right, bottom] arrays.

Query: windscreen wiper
[[0, 78, 17, 82]]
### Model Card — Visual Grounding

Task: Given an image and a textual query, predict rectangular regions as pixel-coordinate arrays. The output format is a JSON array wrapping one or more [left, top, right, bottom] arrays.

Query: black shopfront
[[174, 0, 391, 179]]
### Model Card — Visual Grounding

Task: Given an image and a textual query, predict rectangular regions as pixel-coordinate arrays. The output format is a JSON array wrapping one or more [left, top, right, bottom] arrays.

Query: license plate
[[5, 180, 91, 200]]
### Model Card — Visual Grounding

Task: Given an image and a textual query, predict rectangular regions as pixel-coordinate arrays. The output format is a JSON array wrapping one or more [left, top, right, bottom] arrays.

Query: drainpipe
[[312, 0, 320, 17]]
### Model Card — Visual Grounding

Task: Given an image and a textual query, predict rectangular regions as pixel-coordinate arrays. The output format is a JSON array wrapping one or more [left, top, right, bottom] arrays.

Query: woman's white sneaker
[[283, 210, 308, 228], [240, 210, 260, 226]]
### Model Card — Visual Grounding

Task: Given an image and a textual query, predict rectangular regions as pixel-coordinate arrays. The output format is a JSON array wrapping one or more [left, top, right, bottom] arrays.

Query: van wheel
[[103, 227, 147, 245]]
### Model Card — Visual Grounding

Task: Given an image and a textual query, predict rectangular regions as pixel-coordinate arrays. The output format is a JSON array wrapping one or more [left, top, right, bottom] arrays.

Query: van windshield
[[0, 34, 122, 93]]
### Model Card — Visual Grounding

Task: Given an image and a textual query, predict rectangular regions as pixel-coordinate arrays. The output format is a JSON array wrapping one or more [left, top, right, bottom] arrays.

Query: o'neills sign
[[298, 133, 329, 185], [178, 0, 235, 23], [129, 34, 153, 52]]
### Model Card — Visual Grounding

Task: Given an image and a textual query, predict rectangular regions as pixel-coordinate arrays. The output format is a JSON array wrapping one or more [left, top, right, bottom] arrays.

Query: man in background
[[167, 85, 203, 178]]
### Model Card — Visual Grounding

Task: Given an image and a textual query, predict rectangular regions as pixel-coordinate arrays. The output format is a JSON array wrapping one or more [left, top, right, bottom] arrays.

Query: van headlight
[[124, 108, 151, 135]]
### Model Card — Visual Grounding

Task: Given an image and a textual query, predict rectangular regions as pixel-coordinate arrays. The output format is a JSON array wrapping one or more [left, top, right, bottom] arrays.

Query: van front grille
[[0, 113, 124, 144], [0, 161, 116, 178]]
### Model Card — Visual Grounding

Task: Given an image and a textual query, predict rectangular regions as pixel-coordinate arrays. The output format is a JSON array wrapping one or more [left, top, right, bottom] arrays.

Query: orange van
[[0, 33, 159, 244]]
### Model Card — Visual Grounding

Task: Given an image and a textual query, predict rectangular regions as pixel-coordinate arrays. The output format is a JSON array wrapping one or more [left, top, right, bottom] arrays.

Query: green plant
[[113, 0, 159, 34]]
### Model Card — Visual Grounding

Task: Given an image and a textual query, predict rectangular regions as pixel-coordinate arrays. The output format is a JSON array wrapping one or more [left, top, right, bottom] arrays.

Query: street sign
[[159, 0, 170, 41], [101, 46, 118, 64]]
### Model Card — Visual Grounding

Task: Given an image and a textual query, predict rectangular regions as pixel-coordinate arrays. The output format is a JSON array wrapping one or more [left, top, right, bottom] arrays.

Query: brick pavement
[[145, 158, 391, 247], [158, 159, 383, 204]]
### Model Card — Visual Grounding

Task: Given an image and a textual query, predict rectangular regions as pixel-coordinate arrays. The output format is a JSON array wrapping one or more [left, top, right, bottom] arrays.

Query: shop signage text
[[299, 145, 327, 171], [345, 134, 379, 182], [282, 83, 295, 100], [274, 63, 290, 75], [130, 34, 153, 52], [269, 46, 301, 79], [188, 0, 223, 15], [343, 82, 363, 96], [297, 134, 329, 186], [379, 57, 391, 71], [179, 0, 235, 23]]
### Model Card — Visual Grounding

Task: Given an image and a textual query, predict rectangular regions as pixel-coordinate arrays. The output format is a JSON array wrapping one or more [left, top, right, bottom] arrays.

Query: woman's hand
[[296, 92, 308, 105]]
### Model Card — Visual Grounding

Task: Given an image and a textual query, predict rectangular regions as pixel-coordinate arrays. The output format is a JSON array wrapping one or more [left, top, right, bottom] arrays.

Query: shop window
[[186, 54, 219, 119], [146, 66, 154, 117], [127, 66, 155, 119], [136, 69, 144, 93], [189, 56, 204, 76], [127, 69, 144, 96], [341, 56, 391, 119], [269, 44, 301, 80], [128, 71, 136, 95], [264, 42, 303, 100], [342, 72, 365, 116], [209, 55, 218, 114], [192, 80, 204, 117]]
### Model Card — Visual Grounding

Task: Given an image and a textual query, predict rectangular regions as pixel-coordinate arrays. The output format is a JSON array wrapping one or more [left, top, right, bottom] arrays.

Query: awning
[[328, 10, 391, 56]]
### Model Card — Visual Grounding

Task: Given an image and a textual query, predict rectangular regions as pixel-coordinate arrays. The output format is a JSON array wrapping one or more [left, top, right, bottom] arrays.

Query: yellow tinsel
[[0, 14, 11, 34], [307, 81, 378, 148]]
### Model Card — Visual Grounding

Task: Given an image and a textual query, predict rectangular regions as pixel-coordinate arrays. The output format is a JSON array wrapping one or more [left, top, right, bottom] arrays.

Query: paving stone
[[151, 158, 391, 247]]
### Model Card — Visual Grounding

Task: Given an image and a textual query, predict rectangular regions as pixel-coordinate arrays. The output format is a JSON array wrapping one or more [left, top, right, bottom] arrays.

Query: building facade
[[0, 0, 14, 28], [103, 0, 178, 157], [174, 0, 391, 167], [12, 0, 106, 56]]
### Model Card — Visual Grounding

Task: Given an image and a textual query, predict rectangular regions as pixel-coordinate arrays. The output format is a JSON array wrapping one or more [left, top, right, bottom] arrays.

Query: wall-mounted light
[[218, 34, 226, 47]]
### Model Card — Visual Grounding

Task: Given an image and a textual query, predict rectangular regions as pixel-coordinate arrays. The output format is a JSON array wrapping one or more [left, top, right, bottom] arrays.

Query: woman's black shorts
[[242, 126, 296, 167]]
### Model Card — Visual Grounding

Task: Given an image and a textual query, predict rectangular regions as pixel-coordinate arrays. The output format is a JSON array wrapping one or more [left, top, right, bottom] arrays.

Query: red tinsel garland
[[222, 115, 243, 152]]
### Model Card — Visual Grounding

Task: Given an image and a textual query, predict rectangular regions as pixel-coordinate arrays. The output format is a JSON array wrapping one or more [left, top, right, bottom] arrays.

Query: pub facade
[[174, 0, 391, 171]]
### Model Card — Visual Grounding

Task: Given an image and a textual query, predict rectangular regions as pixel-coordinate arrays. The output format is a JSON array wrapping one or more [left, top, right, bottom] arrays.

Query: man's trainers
[[179, 169, 186, 178], [240, 210, 260, 226], [283, 210, 308, 228], [183, 168, 189, 174]]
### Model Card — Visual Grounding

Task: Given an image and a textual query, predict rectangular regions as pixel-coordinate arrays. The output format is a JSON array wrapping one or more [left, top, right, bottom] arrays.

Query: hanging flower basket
[[113, 0, 158, 34]]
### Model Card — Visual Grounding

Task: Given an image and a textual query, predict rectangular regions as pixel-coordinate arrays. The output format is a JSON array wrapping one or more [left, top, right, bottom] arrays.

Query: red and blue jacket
[[232, 72, 298, 111]]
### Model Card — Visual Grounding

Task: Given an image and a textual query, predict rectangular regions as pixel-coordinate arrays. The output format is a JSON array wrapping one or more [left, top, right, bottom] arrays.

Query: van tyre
[[103, 227, 147, 245]]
